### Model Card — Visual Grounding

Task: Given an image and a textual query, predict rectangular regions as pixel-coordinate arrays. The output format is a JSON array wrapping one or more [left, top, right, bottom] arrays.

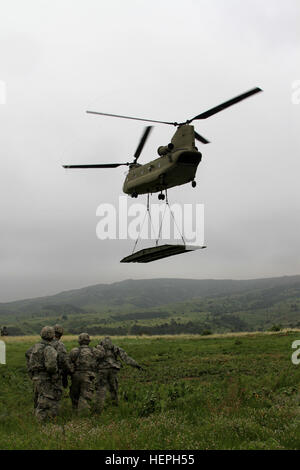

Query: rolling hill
[[1, 276, 300, 335]]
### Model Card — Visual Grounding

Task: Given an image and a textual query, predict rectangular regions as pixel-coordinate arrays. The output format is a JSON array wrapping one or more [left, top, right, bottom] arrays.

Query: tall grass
[[1, 331, 300, 449]]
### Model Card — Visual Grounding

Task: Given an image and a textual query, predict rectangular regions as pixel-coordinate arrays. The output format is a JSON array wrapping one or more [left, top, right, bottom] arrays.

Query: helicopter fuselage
[[123, 124, 202, 196], [65, 87, 262, 198]]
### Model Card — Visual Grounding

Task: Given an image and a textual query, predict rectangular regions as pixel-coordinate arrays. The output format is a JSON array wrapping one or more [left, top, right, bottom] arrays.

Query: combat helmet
[[54, 324, 64, 338], [41, 326, 55, 341], [99, 336, 113, 349], [78, 333, 90, 345]]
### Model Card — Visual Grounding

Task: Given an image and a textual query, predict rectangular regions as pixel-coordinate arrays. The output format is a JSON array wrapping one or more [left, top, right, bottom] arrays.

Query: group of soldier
[[25, 325, 142, 422]]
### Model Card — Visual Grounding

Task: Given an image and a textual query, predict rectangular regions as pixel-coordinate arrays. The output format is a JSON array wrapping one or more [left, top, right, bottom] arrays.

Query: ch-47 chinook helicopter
[[63, 87, 263, 263], [63, 87, 262, 201]]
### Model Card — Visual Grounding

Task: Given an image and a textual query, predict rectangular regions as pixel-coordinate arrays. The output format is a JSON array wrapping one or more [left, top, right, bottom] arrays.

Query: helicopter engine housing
[[157, 143, 174, 156]]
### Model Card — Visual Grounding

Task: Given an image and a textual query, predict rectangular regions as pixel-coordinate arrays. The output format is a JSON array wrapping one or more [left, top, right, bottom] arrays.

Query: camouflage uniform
[[0, 326, 8, 336], [69, 333, 103, 413], [52, 325, 73, 388], [95, 337, 141, 409], [25, 326, 61, 422]]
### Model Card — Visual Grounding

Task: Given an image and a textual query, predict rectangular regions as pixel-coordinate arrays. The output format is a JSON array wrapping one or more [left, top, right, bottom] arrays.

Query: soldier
[[52, 324, 73, 388], [95, 336, 142, 410], [69, 333, 104, 414], [25, 326, 61, 422], [0, 326, 8, 336]]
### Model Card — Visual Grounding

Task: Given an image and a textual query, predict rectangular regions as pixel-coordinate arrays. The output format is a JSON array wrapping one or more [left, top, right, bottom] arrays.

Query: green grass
[[1, 332, 300, 449]]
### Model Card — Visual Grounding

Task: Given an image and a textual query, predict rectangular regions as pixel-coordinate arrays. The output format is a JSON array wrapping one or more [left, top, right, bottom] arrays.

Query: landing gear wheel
[[131, 192, 138, 198], [158, 193, 165, 201], [192, 181, 197, 188]]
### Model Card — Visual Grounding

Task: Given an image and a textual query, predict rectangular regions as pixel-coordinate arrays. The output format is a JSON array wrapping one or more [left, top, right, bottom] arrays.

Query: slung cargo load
[[120, 244, 206, 263]]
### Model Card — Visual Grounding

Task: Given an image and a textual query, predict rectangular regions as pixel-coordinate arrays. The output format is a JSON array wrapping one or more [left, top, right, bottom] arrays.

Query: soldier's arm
[[93, 345, 105, 368], [95, 345, 106, 359], [25, 346, 34, 376], [58, 343, 73, 375], [117, 347, 142, 369], [61, 349, 72, 386], [69, 347, 79, 370], [25, 346, 33, 365], [57, 343, 74, 385], [44, 346, 58, 375], [64, 353, 74, 375]]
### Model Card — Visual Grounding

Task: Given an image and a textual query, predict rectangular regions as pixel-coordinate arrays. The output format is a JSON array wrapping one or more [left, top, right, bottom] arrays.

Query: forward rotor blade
[[62, 163, 129, 169], [86, 110, 174, 125], [194, 131, 210, 144], [191, 87, 263, 121], [134, 126, 153, 162]]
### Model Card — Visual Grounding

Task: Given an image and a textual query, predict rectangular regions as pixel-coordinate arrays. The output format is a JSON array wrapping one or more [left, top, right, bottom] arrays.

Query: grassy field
[[1, 331, 300, 450]]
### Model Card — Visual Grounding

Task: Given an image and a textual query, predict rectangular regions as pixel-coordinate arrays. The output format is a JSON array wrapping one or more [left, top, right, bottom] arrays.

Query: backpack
[[28, 342, 47, 374], [74, 346, 96, 372]]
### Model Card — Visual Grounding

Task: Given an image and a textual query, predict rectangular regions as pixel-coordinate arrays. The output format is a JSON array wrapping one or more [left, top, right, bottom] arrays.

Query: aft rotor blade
[[191, 87, 263, 121], [86, 110, 175, 125], [62, 163, 129, 169], [194, 131, 210, 144], [134, 126, 153, 162]]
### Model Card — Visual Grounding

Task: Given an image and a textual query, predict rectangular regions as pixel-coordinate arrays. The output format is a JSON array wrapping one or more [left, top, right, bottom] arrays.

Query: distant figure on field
[[52, 324, 73, 388], [0, 326, 8, 336], [25, 326, 62, 422], [69, 333, 103, 413], [95, 336, 142, 410]]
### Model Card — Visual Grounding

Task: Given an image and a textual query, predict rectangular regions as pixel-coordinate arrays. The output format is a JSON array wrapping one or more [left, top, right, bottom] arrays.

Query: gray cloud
[[0, 0, 299, 301]]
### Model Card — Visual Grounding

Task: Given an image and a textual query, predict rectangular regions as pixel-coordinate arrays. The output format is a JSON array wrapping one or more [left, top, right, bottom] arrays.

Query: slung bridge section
[[120, 244, 206, 263]]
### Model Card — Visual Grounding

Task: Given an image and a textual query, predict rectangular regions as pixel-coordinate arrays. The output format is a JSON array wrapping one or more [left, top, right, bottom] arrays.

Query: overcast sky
[[0, 0, 299, 302]]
